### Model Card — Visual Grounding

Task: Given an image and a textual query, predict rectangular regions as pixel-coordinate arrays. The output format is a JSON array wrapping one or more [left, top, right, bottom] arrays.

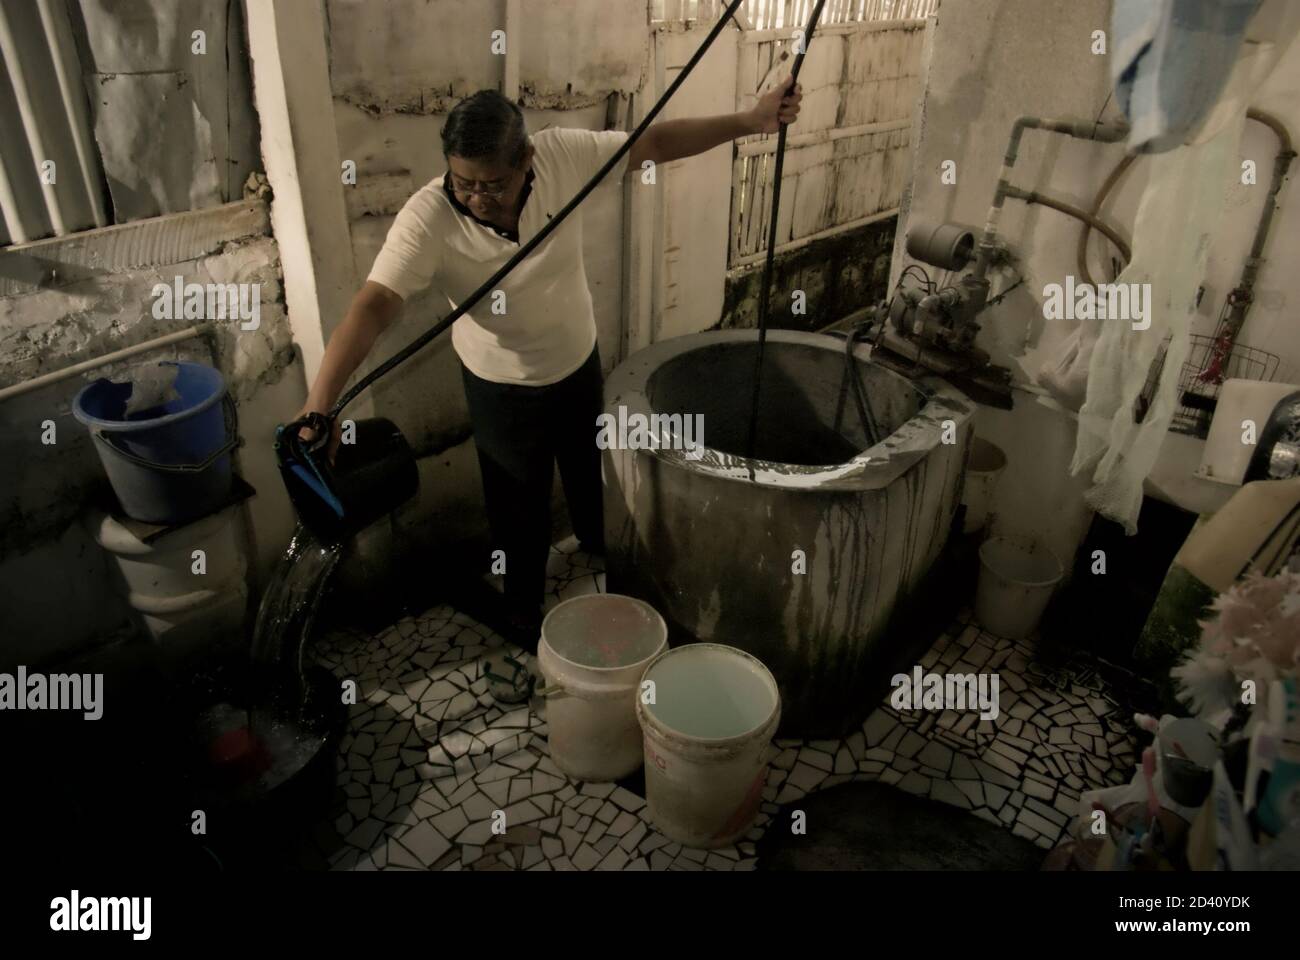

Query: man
[[295, 79, 802, 651]]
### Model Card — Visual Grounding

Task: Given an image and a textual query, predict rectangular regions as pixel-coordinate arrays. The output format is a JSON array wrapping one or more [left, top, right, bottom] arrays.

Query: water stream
[[197, 524, 343, 801]]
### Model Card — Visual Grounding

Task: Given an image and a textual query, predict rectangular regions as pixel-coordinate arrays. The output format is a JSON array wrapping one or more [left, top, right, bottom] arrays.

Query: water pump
[[865, 218, 1014, 408]]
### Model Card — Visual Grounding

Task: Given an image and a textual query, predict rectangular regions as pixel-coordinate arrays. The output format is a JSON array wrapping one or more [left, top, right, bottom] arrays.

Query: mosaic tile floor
[[305, 537, 1138, 870]]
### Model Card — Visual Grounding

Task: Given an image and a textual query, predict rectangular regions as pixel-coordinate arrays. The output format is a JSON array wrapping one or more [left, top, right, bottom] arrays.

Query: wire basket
[[1137, 331, 1281, 438]]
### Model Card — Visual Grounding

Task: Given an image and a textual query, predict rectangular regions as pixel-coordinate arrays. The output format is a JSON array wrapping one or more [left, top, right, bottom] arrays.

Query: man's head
[[442, 90, 534, 221]]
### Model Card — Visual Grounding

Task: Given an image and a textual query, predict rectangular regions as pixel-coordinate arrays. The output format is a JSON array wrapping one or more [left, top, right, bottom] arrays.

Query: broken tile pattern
[[541, 539, 607, 613], [304, 541, 1138, 869]]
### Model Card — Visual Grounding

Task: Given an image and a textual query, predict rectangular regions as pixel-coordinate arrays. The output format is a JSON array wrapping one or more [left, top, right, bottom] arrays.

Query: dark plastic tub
[[275, 417, 417, 543]]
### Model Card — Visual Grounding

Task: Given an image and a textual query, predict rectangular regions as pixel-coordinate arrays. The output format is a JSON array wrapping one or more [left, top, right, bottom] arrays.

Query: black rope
[[831, 322, 881, 444], [327, 0, 751, 420], [743, 0, 829, 463]]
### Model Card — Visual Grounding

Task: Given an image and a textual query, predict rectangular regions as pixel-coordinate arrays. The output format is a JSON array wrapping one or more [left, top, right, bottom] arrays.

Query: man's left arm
[[629, 76, 803, 168]]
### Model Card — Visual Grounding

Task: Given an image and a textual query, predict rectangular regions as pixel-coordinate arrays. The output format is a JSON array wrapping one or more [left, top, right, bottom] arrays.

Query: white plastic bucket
[[636, 643, 781, 849], [537, 593, 667, 782], [961, 437, 1007, 534], [975, 536, 1063, 640], [86, 504, 248, 646]]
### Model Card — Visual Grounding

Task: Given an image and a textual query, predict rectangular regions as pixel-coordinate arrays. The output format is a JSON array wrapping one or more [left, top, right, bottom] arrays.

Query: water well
[[603, 329, 974, 737]]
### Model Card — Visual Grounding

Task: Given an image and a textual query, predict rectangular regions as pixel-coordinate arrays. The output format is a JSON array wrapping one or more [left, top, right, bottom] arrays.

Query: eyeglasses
[[450, 176, 511, 199]]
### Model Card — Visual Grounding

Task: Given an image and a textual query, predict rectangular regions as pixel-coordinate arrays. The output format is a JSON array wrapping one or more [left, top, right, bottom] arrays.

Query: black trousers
[[461, 344, 605, 610]]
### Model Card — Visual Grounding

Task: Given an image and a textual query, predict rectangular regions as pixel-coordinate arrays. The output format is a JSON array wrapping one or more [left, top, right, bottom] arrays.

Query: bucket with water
[[636, 643, 780, 849], [73, 361, 238, 525], [536, 594, 667, 782]]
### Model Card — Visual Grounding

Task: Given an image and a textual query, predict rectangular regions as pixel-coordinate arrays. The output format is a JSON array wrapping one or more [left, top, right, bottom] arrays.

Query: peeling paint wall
[[70, 0, 262, 221], [326, 0, 647, 114], [0, 202, 301, 664], [720, 217, 894, 332]]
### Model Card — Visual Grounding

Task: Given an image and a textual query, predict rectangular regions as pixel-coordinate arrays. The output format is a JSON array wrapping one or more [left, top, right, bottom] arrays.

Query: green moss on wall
[[719, 217, 896, 333]]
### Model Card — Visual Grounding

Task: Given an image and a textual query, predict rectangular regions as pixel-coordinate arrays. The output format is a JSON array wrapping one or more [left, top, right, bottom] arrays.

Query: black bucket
[[275, 417, 418, 543]]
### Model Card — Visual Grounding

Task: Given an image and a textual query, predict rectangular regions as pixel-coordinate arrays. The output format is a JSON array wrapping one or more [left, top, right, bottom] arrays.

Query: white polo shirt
[[367, 126, 631, 386]]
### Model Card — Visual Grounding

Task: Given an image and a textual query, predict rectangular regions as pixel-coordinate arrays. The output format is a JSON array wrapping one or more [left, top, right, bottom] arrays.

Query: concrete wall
[[71, 0, 262, 221], [893, 0, 1300, 568], [327, 0, 646, 114], [651, 24, 738, 342], [0, 201, 301, 665]]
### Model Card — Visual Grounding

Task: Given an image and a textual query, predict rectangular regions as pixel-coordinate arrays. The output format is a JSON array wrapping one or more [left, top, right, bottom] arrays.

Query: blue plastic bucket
[[73, 361, 238, 525]]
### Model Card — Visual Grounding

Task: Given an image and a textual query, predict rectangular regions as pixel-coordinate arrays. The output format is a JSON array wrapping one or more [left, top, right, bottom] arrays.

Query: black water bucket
[[276, 417, 418, 543]]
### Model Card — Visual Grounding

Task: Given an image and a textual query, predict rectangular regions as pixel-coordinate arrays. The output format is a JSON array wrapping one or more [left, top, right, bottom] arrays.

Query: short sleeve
[[547, 127, 632, 186], [366, 190, 441, 300]]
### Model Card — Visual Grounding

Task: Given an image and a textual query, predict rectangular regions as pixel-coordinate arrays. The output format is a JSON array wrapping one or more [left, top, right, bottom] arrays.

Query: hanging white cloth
[[1070, 114, 1245, 534], [1070, 0, 1300, 533]]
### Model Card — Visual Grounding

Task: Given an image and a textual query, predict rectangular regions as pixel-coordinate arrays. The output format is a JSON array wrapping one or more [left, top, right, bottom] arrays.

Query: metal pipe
[[973, 116, 1129, 279], [1003, 185, 1132, 263], [1242, 108, 1294, 274], [1248, 106, 1293, 155], [0, 325, 209, 403], [1076, 109, 1294, 289], [1077, 153, 1137, 285], [1212, 107, 1296, 360], [0, 151, 25, 246], [813, 304, 876, 334]]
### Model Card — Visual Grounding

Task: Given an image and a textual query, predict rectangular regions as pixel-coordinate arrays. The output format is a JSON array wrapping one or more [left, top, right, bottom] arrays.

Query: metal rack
[[1137, 313, 1281, 438]]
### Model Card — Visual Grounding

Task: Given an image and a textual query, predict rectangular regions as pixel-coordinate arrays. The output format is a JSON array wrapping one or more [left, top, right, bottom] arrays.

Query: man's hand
[[750, 75, 803, 134], [288, 280, 404, 466], [292, 404, 343, 464], [631, 88, 802, 167]]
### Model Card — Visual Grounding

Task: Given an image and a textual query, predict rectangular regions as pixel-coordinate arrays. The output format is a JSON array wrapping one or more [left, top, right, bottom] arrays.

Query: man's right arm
[[295, 184, 439, 448], [295, 280, 404, 447]]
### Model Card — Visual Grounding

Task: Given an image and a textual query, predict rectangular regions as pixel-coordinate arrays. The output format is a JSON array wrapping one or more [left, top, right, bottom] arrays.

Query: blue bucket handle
[[93, 393, 241, 474]]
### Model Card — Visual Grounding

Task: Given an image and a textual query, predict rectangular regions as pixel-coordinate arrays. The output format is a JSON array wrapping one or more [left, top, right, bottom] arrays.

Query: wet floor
[[294, 538, 1143, 871]]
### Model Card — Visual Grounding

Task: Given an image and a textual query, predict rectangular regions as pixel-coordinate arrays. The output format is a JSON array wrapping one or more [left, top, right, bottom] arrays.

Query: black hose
[[329, 0, 750, 420], [830, 323, 881, 446], [846, 327, 880, 443], [743, 0, 829, 463]]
